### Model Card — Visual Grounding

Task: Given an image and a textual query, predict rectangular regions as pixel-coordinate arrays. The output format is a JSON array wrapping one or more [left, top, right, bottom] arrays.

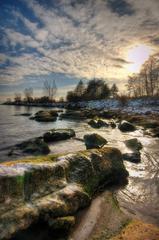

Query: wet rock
[[83, 133, 107, 149], [43, 129, 75, 142], [124, 138, 142, 151], [88, 119, 109, 128], [123, 152, 141, 163], [30, 110, 58, 122], [0, 147, 128, 239], [9, 138, 50, 156], [118, 120, 136, 132]]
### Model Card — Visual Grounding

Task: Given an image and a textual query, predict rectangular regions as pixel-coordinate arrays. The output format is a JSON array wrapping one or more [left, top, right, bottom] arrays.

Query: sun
[[126, 44, 152, 73]]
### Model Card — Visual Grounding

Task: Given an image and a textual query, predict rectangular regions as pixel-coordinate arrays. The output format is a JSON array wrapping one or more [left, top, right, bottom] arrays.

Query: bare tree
[[14, 93, 22, 103], [127, 54, 159, 97], [43, 79, 57, 101], [24, 88, 33, 102]]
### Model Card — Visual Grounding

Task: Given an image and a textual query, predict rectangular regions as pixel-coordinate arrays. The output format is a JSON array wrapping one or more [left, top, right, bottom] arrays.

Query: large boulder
[[124, 138, 142, 151], [88, 119, 109, 128], [30, 110, 58, 122], [84, 133, 107, 149], [43, 129, 75, 142], [0, 147, 128, 239], [118, 120, 136, 132]]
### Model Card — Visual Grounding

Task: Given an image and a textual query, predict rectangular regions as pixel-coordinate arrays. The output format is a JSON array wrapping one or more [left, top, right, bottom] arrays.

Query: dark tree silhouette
[[74, 80, 85, 97], [66, 79, 110, 102], [111, 83, 119, 98]]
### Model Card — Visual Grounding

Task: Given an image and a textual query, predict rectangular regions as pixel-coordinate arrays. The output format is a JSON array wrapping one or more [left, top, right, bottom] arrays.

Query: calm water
[[0, 105, 159, 226]]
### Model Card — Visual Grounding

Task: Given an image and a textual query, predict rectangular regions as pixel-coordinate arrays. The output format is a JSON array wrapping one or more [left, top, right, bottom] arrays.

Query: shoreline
[[2, 97, 159, 115]]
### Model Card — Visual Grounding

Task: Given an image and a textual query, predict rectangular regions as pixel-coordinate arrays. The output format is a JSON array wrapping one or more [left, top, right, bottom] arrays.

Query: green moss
[[83, 175, 100, 196], [16, 175, 25, 186], [110, 194, 120, 210], [0, 154, 61, 166]]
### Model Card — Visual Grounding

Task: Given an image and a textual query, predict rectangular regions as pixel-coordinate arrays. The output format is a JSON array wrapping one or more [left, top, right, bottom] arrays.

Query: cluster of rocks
[[11, 106, 148, 166], [62, 109, 159, 137], [87, 116, 142, 163], [8, 129, 76, 157], [23, 109, 159, 139]]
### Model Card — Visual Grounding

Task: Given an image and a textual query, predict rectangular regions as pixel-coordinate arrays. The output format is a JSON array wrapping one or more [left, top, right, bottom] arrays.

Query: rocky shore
[[0, 103, 159, 240]]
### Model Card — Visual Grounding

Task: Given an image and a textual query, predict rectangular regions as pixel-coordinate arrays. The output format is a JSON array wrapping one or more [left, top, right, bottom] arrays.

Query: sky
[[0, 0, 159, 100]]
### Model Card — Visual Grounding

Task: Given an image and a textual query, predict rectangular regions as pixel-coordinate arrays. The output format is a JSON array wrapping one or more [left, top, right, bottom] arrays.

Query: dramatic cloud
[[0, 0, 159, 98]]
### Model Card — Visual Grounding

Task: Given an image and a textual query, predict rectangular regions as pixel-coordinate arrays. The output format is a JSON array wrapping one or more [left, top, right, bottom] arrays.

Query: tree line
[[66, 79, 118, 102], [8, 53, 159, 105], [127, 53, 159, 97]]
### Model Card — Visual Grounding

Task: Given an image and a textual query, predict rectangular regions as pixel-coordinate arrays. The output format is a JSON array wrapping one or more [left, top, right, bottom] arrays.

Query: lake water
[[0, 104, 159, 226]]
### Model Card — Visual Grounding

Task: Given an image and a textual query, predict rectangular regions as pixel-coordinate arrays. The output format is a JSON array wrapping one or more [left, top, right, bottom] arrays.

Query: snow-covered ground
[[70, 98, 159, 114]]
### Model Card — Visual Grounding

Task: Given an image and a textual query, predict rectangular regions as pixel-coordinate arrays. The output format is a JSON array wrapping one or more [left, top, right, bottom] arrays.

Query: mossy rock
[[0, 147, 128, 239], [84, 133, 107, 149]]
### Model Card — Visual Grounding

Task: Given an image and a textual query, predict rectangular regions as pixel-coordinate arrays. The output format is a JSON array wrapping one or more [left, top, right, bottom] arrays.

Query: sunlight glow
[[127, 44, 152, 73]]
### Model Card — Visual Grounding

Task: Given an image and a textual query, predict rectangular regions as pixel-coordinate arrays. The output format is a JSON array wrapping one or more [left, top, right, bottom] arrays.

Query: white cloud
[[5, 29, 40, 49], [1, 0, 159, 93]]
